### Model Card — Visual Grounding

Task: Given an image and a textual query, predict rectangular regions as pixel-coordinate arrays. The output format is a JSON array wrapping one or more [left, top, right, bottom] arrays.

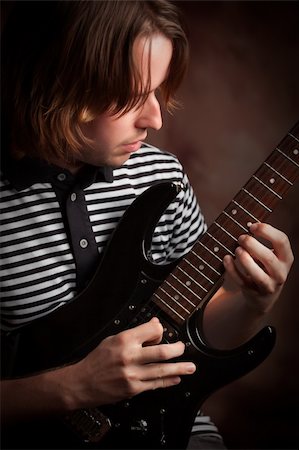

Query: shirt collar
[[1, 156, 114, 191]]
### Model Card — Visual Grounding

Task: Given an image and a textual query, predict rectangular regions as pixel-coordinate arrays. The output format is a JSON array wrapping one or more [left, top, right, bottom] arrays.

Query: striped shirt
[[0, 143, 206, 330], [0, 143, 224, 441]]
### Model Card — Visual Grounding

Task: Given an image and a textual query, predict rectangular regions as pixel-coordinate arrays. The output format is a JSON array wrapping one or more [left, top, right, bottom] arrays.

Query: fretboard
[[153, 122, 299, 325]]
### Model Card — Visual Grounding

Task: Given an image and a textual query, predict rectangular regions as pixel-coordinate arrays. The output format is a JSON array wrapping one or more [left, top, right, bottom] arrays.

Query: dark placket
[[2, 157, 114, 293], [52, 170, 101, 292]]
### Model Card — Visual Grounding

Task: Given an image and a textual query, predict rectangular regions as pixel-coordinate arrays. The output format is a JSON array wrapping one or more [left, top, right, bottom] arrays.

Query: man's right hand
[[68, 317, 196, 409]]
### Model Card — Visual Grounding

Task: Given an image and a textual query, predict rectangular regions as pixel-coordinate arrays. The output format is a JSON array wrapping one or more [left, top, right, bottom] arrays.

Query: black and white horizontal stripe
[[86, 146, 206, 263], [191, 413, 225, 438], [0, 179, 76, 328], [188, 412, 226, 448], [0, 144, 221, 439], [0, 144, 206, 330]]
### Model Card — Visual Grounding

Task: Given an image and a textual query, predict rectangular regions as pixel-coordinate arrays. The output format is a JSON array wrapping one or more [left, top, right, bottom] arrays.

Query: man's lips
[[122, 135, 147, 152], [124, 134, 147, 146], [122, 141, 143, 153]]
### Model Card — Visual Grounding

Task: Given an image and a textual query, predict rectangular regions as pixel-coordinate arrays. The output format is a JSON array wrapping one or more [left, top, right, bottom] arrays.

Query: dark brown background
[[149, 1, 299, 449], [1, 1, 298, 448]]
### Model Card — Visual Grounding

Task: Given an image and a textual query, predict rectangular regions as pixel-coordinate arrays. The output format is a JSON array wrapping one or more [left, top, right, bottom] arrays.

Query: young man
[[1, 1, 294, 449]]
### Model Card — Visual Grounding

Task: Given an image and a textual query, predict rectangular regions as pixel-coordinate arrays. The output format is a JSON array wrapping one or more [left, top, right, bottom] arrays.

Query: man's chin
[[109, 154, 132, 169]]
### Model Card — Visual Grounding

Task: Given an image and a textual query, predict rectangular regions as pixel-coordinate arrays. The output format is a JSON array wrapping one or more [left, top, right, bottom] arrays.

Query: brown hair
[[2, 0, 189, 164]]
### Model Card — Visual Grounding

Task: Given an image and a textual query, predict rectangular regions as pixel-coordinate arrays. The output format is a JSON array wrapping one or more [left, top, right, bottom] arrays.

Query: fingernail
[[235, 246, 243, 255], [172, 377, 181, 385], [250, 223, 258, 232], [151, 317, 160, 323], [186, 363, 196, 373], [223, 255, 231, 265]]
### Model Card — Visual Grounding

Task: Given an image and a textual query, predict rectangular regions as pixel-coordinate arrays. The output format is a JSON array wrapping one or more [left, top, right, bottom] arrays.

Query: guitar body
[[3, 121, 299, 448], [2, 182, 276, 449]]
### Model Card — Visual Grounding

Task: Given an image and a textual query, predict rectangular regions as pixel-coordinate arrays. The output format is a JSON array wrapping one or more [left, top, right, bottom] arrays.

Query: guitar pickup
[[160, 319, 179, 343], [127, 304, 179, 343]]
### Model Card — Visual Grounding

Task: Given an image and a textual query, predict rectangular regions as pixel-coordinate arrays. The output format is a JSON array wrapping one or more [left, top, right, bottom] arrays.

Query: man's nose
[[136, 95, 163, 131]]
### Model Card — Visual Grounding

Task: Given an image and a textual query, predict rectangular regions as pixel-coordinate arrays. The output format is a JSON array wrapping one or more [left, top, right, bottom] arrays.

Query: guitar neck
[[153, 122, 299, 324]]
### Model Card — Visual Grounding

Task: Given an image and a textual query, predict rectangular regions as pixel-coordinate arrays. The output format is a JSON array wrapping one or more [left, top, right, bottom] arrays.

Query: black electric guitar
[[1, 122, 299, 449]]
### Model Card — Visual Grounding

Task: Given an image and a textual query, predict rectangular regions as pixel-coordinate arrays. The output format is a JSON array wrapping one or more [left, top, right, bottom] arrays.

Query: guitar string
[[157, 144, 298, 318], [146, 135, 299, 325], [164, 279, 197, 307], [152, 292, 185, 321], [232, 200, 260, 223], [276, 146, 299, 168], [183, 256, 215, 284], [198, 240, 223, 262], [252, 175, 282, 199], [159, 285, 192, 313], [223, 211, 248, 233], [206, 232, 235, 256], [241, 188, 272, 212], [177, 265, 208, 293], [288, 131, 299, 143], [257, 162, 293, 191], [169, 272, 203, 302], [263, 162, 293, 185]]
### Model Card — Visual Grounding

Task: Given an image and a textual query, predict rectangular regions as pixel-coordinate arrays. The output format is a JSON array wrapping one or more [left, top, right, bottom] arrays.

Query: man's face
[[77, 33, 173, 169]]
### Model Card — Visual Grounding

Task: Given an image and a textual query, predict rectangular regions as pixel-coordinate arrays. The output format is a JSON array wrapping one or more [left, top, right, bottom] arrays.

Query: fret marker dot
[[199, 264, 204, 271], [186, 280, 191, 287], [174, 294, 180, 301], [232, 209, 237, 215], [247, 221, 252, 228], [269, 177, 275, 184], [293, 149, 298, 155], [214, 246, 219, 253]]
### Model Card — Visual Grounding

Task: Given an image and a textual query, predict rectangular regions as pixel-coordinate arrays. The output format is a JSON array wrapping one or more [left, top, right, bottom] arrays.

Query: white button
[[57, 173, 66, 181], [70, 193, 77, 202], [79, 239, 88, 249]]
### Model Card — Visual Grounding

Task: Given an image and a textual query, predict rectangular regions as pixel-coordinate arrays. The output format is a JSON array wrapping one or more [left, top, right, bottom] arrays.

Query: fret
[[153, 121, 299, 324], [245, 178, 282, 211], [159, 286, 192, 314], [231, 199, 260, 223], [266, 147, 298, 184], [252, 175, 282, 199], [242, 188, 272, 212], [288, 132, 299, 144], [206, 232, 235, 256], [276, 147, 299, 168], [279, 129, 299, 156], [153, 292, 185, 323], [179, 255, 216, 287], [205, 221, 239, 257], [267, 152, 297, 183], [214, 221, 239, 243], [169, 272, 204, 301], [163, 278, 198, 308], [223, 210, 248, 232], [177, 265, 209, 293], [263, 162, 293, 185], [199, 233, 234, 265], [189, 249, 222, 276], [224, 203, 259, 231], [198, 240, 223, 263], [183, 256, 215, 285], [193, 241, 224, 279], [233, 192, 270, 223]]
